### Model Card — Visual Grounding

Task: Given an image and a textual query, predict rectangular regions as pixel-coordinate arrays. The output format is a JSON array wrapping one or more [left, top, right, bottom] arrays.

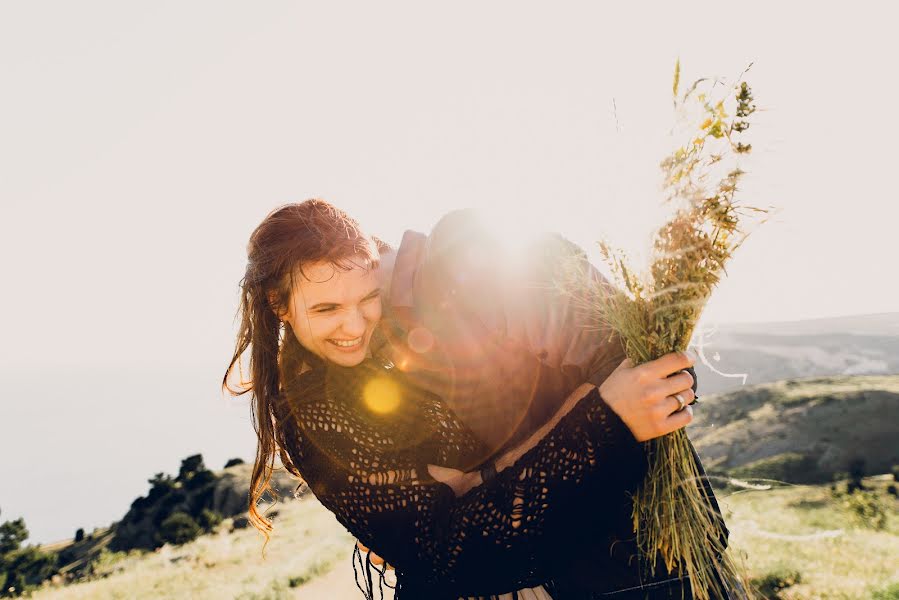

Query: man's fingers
[[641, 351, 695, 379]]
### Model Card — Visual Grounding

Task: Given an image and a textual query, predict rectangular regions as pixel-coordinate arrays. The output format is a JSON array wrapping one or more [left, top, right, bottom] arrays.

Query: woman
[[223, 200, 702, 599]]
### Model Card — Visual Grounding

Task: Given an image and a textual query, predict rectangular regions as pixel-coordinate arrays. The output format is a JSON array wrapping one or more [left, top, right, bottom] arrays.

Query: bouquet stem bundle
[[595, 64, 766, 599]]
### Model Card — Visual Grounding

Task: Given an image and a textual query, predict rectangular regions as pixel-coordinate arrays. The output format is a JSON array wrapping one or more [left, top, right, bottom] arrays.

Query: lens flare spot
[[364, 377, 401, 414], [407, 327, 435, 354]]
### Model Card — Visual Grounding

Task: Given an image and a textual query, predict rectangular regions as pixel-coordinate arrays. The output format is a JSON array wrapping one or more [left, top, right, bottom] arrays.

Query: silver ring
[[674, 393, 687, 412]]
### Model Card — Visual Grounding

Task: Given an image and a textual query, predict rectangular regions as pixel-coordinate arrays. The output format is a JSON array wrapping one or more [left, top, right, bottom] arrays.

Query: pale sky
[[1, 1, 897, 543]]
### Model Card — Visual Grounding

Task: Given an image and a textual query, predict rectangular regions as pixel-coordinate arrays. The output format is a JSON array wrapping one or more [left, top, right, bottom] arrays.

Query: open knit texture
[[273, 357, 649, 599]]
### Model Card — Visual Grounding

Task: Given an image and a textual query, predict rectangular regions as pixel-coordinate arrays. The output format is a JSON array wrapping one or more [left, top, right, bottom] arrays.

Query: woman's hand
[[356, 541, 393, 570], [598, 351, 697, 442]]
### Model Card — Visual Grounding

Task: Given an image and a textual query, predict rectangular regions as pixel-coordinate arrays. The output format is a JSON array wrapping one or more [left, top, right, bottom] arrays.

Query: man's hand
[[598, 351, 696, 442], [426, 464, 481, 497]]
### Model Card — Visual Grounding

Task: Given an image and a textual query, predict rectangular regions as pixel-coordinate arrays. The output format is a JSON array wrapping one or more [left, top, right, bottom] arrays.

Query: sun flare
[[363, 377, 402, 415]]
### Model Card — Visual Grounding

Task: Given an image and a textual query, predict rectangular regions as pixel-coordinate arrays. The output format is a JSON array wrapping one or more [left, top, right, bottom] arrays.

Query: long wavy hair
[[222, 199, 383, 543]]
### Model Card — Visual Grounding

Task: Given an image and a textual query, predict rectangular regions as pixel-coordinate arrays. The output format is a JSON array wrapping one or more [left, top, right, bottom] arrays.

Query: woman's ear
[[268, 290, 290, 324]]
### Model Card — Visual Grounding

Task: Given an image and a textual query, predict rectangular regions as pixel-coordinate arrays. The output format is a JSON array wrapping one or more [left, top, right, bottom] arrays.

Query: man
[[369, 209, 732, 599]]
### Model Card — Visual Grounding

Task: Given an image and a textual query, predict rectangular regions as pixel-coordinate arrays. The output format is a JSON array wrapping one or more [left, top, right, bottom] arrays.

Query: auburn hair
[[222, 199, 383, 545]]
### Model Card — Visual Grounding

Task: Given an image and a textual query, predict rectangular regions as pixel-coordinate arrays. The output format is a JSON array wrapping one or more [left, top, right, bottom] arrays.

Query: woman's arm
[[278, 376, 676, 594], [430, 350, 697, 497]]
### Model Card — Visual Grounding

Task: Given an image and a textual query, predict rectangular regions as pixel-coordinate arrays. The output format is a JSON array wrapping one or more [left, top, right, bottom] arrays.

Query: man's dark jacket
[[377, 210, 736, 598]]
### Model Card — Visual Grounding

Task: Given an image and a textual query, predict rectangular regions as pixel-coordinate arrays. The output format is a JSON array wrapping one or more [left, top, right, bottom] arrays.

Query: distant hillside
[[48, 459, 302, 582], [691, 375, 899, 483], [693, 312, 899, 395]]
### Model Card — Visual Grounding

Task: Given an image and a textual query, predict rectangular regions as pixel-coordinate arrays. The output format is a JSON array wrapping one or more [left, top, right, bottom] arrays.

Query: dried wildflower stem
[[595, 63, 765, 600]]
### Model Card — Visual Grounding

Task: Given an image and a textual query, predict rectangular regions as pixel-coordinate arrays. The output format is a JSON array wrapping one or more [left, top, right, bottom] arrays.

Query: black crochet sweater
[[273, 358, 649, 599]]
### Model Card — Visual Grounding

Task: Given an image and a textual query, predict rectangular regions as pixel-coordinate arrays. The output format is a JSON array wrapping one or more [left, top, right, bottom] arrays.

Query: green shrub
[[287, 559, 334, 588], [89, 548, 131, 579], [0, 546, 58, 596], [887, 484, 898, 497], [843, 489, 887, 530], [729, 453, 820, 484], [186, 468, 216, 490], [177, 454, 206, 482], [224, 458, 245, 468], [287, 574, 311, 587], [847, 457, 867, 493], [158, 512, 202, 546], [0, 510, 58, 596], [0, 518, 27, 556], [153, 491, 187, 522], [872, 581, 899, 600], [197, 509, 223, 532], [146, 473, 176, 503], [2, 572, 26, 598], [750, 567, 802, 599]]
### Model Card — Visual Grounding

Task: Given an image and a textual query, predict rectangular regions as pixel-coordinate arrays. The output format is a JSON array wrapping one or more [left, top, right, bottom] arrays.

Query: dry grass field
[[29, 475, 898, 600]]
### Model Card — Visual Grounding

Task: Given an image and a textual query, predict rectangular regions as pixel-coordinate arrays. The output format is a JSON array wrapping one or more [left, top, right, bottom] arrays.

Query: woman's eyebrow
[[308, 301, 339, 311], [307, 288, 380, 311]]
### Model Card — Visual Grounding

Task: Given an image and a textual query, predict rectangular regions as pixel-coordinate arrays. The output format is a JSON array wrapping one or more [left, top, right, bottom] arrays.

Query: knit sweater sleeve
[[276, 370, 647, 596]]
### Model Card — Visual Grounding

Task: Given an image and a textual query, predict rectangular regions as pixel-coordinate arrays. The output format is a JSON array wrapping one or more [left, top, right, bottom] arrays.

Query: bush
[[847, 457, 866, 493], [892, 465, 899, 482], [0, 518, 28, 556], [152, 492, 188, 528], [0, 546, 58, 596], [843, 489, 887, 530], [185, 468, 216, 491], [750, 567, 802, 599], [224, 458, 245, 469], [158, 512, 201, 546], [3, 572, 26, 598], [872, 581, 899, 600], [87, 548, 129, 579], [287, 559, 334, 588], [197, 509, 223, 532], [177, 454, 206, 483], [887, 484, 898, 497], [729, 453, 819, 484], [74, 528, 85, 543], [146, 473, 176, 503]]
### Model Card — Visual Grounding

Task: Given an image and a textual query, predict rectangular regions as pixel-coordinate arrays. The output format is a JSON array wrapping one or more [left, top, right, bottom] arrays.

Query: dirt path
[[294, 547, 395, 599]]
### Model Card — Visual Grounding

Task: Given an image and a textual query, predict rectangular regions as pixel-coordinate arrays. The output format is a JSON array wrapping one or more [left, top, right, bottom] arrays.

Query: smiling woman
[[223, 199, 709, 600], [274, 260, 383, 367], [223, 199, 387, 538]]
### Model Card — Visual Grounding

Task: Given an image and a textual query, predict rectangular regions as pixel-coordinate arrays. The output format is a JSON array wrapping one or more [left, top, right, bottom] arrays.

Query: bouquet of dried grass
[[593, 63, 766, 599]]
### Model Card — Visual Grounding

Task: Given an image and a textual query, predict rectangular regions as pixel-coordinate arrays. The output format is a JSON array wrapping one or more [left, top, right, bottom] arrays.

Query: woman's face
[[281, 259, 382, 367]]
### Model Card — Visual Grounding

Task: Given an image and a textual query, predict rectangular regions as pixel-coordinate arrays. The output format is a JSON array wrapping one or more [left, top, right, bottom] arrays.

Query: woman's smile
[[329, 336, 364, 350], [282, 259, 383, 367]]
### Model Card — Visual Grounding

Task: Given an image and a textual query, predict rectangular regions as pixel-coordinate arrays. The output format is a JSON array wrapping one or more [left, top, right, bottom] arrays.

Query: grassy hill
[[24, 374, 899, 599], [690, 375, 899, 483], [28, 476, 899, 599], [38, 461, 302, 585]]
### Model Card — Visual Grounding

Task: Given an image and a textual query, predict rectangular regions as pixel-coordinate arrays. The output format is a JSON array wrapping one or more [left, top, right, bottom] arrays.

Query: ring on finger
[[674, 393, 687, 412]]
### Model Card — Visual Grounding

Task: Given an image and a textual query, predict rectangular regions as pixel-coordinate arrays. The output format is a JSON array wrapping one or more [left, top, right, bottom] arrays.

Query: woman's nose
[[341, 307, 367, 336]]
